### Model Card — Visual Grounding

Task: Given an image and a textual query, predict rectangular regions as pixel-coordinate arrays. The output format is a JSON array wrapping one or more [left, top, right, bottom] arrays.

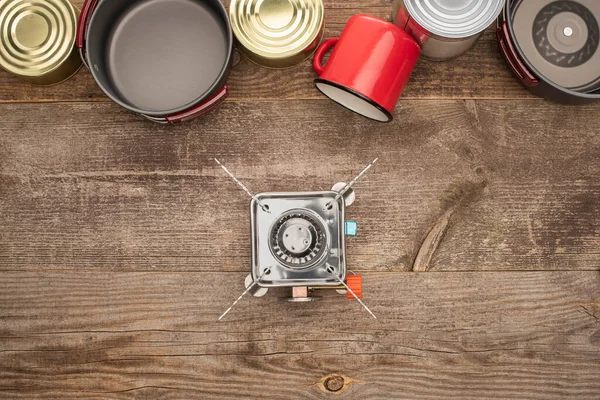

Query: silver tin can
[[393, 0, 505, 61]]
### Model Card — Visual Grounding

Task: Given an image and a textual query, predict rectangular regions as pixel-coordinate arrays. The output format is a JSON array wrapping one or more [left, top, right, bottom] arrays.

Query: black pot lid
[[512, 0, 600, 92]]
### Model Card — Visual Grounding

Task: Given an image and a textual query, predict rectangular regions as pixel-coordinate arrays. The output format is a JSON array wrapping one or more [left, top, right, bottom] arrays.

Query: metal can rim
[[403, 0, 505, 39], [230, 0, 324, 68], [0, 0, 78, 78]]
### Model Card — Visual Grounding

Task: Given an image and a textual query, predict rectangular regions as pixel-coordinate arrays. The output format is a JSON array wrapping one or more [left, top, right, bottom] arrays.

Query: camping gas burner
[[269, 210, 327, 269], [251, 191, 345, 287], [215, 158, 378, 321]]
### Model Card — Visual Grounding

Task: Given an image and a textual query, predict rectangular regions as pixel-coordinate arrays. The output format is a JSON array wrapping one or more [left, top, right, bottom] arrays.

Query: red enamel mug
[[313, 14, 421, 122]]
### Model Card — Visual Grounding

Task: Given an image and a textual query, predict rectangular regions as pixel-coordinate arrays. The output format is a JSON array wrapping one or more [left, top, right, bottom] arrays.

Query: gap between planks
[[0, 97, 546, 105], [1, 269, 599, 274]]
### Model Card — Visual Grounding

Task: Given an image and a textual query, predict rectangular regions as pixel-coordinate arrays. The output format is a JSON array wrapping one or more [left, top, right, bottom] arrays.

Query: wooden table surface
[[1, 1, 600, 398]]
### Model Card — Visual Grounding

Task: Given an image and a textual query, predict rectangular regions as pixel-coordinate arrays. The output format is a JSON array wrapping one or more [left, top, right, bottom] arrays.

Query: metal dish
[[77, 0, 233, 123], [498, 0, 600, 103]]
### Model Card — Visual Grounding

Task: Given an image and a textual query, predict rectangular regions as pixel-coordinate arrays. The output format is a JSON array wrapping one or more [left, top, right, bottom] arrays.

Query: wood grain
[[1, 100, 599, 272], [1, 271, 599, 399], [0, 0, 533, 103], [1, 0, 599, 397]]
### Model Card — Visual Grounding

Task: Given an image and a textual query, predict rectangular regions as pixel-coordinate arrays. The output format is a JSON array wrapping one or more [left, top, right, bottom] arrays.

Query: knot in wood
[[324, 375, 345, 392]]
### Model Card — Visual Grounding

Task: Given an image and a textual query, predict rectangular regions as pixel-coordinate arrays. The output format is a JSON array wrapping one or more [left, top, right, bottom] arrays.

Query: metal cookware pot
[[0, 0, 81, 85], [76, 0, 233, 123], [497, 0, 600, 103], [393, 0, 505, 61]]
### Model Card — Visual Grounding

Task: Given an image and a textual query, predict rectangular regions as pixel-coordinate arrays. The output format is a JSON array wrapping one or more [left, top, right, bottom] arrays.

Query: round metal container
[[512, 0, 600, 92], [0, 0, 81, 85], [393, 0, 505, 61], [229, 0, 324, 68], [78, 0, 232, 123], [497, 0, 600, 103]]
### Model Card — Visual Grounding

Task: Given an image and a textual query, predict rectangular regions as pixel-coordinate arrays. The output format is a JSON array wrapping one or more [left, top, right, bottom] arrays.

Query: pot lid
[[403, 0, 505, 38], [512, 0, 600, 92], [229, 0, 324, 68], [0, 0, 78, 78]]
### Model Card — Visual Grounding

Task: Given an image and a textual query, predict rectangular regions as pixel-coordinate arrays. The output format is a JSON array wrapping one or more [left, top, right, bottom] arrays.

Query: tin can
[[393, 0, 505, 61], [0, 0, 81, 85], [229, 0, 324, 68]]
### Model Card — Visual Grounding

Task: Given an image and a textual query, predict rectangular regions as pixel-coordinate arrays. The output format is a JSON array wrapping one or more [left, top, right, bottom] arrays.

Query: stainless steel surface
[[332, 182, 355, 207], [245, 273, 269, 297], [512, 0, 600, 92], [251, 191, 346, 287], [393, 0, 505, 60], [229, 0, 324, 68], [324, 158, 377, 210], [284, 296, 319, 302], [84, 0, 232, 117], [403, 0, 505, 38], [0, 0, 81, 85]]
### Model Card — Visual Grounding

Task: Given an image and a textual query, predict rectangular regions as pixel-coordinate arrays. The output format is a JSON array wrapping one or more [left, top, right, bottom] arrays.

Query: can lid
[[229, 0, 324, 68], [403, 0, 505, 38], [0, 0, 77, 78]]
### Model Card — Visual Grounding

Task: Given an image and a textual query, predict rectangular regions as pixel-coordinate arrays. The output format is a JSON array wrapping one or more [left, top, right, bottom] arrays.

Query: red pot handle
[[165, 86, 229, 124], [496, 21, 539, 87], [76, 0, 100, 53], [312, 38, 338, 76]]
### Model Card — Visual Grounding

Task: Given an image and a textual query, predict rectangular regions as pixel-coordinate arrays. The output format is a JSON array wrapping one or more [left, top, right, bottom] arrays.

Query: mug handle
[[312, 38, 339, 76]]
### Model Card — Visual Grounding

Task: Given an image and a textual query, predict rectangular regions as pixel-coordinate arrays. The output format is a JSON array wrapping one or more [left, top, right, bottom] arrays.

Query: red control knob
[[346, 275, 362, 299]]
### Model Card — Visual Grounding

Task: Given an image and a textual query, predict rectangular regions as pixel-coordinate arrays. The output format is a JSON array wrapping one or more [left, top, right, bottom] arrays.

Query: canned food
[[393, 0, 505, 61], [0, 0, 81, 85], [229, 0, 324, 68]]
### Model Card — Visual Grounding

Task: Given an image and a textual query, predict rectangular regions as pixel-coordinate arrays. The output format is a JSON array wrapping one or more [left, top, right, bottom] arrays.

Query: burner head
[[251, 191, 346, 287], [269, 210, 327, 269]]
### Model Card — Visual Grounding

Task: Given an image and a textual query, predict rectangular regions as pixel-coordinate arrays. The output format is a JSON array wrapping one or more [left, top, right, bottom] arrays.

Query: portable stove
[[215, 158, 378, 320]]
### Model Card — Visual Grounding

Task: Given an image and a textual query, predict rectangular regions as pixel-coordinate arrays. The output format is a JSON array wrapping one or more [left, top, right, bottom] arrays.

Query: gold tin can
[[0, 0, 81, 85], [229, 0, 324, 69]]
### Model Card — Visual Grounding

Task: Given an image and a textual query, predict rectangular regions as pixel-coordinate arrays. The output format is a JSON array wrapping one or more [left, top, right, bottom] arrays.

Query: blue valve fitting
[[345, 220, 358, 237]]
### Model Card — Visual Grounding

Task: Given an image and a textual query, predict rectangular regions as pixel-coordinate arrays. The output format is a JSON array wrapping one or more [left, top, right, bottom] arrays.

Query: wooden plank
[[1, 100, 599, 272], [0, 271, 599, 398], [0, 0, 532, 103]]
